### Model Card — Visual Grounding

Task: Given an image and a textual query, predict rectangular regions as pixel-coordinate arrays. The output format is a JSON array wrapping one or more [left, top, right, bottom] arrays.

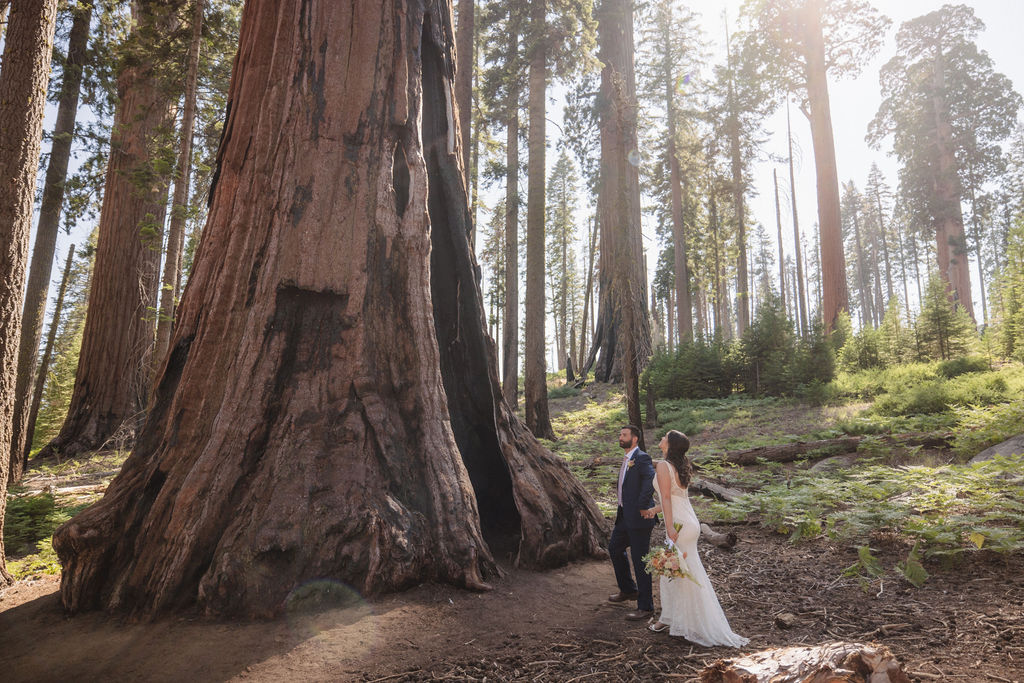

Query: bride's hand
[[667, 528, 679, 543], [640, 507, 657, 519]]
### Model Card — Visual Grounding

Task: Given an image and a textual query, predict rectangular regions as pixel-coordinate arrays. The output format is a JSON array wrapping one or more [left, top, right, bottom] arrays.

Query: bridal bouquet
[[643, 525, 699, 585]]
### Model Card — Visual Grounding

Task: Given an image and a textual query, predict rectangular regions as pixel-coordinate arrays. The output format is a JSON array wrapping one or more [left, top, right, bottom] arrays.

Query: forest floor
[[2, 384, 1023, 682]]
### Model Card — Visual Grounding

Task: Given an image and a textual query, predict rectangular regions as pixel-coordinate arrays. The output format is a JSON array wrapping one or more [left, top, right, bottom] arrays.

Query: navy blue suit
[[609, 447, 657, 611]]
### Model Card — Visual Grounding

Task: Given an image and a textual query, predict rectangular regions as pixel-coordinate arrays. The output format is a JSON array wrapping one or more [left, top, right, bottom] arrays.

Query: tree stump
[[700, 642, 911, 683]]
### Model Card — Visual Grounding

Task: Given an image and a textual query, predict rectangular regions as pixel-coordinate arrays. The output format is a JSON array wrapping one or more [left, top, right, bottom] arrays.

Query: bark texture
[[53, 0, 606, 619], [585, 0, 650, 384], [801, 1, 847, 333], [0, 0, 60, 586], [455, 0, 473, 200], [38, 0, 181, 460], [8, 0, 91, 482]]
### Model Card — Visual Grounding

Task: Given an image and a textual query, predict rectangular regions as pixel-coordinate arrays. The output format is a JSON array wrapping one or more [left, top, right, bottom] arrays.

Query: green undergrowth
[[702, 454, 1024, 575], [4, 491, 92, 579], [4, 451, 126, 580]]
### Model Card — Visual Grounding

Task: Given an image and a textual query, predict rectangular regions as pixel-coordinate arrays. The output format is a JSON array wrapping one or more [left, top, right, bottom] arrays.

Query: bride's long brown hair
[[664, 430, 692, 488]]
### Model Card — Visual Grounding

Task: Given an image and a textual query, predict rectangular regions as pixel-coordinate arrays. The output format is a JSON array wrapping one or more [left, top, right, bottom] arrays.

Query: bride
[[641, 430, 749, 648]]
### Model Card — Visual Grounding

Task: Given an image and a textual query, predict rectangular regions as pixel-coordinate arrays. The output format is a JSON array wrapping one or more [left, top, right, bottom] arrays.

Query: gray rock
[[969, 434, 1024, 463]]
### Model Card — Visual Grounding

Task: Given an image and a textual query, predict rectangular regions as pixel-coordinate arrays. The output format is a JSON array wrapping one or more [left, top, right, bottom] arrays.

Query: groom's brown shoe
[[625, 609, 654, 621], [608, 591, 639, 603]]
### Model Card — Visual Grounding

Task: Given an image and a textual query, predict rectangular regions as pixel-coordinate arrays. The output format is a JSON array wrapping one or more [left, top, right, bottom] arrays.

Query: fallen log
[[690, 477, 743, 502], [700, 523, 736, 549], [699, 642, 911, 683], [708, 432, 952, 466]]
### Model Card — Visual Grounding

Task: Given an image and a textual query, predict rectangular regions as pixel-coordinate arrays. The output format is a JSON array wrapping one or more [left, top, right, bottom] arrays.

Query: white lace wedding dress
[[654, 461, 749, 647]]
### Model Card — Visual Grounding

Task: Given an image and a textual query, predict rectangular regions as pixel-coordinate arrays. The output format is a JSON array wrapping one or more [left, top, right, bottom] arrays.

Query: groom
[[608, 425, 657, 621]]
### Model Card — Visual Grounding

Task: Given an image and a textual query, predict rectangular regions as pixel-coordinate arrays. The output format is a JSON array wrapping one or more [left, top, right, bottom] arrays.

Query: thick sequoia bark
[[0, 0, 60, 586], [9, 0, 91, 482], [801, 1, 847, 334], [584, 0, 651, 384], [455, 0, 473, 201], [38, 0, 181, 461], [54, 0, 606, 619]]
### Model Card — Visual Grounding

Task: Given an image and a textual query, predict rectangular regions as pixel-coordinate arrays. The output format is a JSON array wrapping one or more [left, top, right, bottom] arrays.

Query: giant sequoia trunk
[[801, 0, 848, 333], [38, 0, 181, 461], [929, 46, 975, 322], [8, 0, 91, 482], [0, 0, 60, 586], [585, 0, 651, 384], [53, 0, 606, 619]]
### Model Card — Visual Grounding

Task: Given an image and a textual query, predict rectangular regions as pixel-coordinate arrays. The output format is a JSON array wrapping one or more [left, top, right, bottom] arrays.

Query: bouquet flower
[[643, 525, 699, 585]]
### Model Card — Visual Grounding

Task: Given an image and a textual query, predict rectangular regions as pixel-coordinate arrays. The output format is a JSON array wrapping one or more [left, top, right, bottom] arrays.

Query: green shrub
[[936, 355, 990, 378], [548, 384, 581, 399], [644, 339, 735, 400], [838, 325, 883, 372], [4, 494, 60, 556], [873, 379, 951, 416]]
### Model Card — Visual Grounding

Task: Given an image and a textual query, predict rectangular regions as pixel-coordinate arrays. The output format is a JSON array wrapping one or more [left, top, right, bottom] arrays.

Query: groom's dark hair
[[622, 425, 642, 441]]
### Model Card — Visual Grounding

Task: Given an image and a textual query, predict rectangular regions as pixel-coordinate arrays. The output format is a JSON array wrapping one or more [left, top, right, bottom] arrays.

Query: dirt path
[[3, 523, 1022, 681]]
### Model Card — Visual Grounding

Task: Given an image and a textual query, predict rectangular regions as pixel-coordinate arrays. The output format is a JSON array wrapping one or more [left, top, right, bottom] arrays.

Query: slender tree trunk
[[559, 202, 568, 372], [967, 178, 988, 325], [666, 286, 674, 351], [728, 83, 748, 335], [874, 190, 895, 305], [585, 0, 650, 384], [54, 0, 606, 619], [774, 168, 786, 309], [895, 221, 912, 320], [501, 28, 520, 409], [578, 215, 596, 377], [524, 0, 554, 439], [850, 198, 871, 327], [8, 0, 91, 482], [929, 43, 974, 322], [38, 0, 181, 461], [710, 189, 724, 336], [786, 102, 809, 336], [154, 0, 203, 378], [801, 0, 847, 333], [0, 0, 60, 586], [669, 135, 692, 343], [25, 245, 76, 459], [911, 229, 923, 311]]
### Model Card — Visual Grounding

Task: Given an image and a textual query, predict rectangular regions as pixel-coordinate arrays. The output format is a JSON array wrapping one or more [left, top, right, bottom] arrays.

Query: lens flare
[[627, 150, 641, 167]]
